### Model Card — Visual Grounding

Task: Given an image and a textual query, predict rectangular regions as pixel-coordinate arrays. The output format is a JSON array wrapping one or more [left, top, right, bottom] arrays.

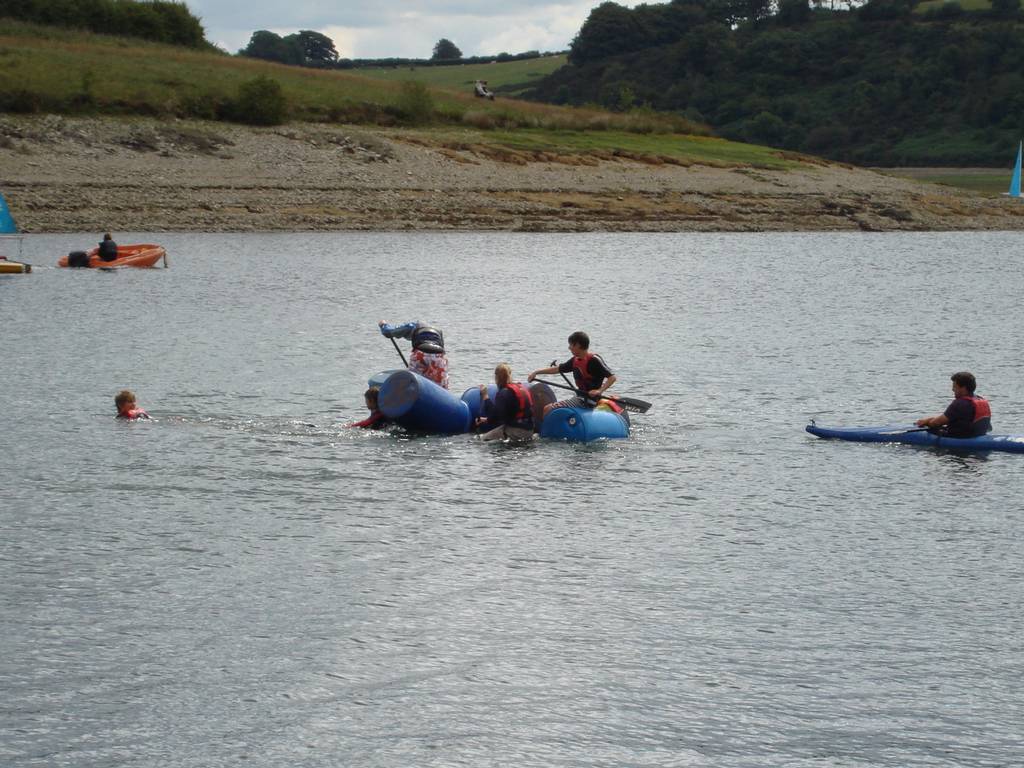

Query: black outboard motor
[[67, 251, 90, 268]]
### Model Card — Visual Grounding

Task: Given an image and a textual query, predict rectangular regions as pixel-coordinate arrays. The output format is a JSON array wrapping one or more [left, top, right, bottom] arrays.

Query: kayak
[[0, 256, 30, 273], [59, 244, 167, 268], [806, 422, 1024, 453]]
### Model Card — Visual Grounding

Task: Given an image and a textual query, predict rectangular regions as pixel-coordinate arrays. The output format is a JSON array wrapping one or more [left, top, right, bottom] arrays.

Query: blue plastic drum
[[379, 370, 472, 434]]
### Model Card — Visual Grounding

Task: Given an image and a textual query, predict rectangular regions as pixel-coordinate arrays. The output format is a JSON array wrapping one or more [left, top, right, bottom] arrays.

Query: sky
[[186, 0, 644, 59]]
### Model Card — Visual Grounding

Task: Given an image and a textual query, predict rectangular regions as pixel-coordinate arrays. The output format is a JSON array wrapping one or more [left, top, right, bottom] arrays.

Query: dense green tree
[[2, 0, 208, 47], [431, 38, 463, 60], [240, 30, 303, 65], [527, 0, 1024, 164], [289, 30, 339, 65]]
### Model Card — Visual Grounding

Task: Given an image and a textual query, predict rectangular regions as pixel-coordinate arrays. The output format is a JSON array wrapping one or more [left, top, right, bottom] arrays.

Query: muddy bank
[[3, 116, 1023, 232]]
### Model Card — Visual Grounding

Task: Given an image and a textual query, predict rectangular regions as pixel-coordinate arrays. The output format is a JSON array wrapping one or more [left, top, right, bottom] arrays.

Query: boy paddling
[[528, 331, 617, 416]]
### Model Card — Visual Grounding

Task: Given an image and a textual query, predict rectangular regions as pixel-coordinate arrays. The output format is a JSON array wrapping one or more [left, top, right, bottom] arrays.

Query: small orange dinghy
[[59, 244, 167, 268]]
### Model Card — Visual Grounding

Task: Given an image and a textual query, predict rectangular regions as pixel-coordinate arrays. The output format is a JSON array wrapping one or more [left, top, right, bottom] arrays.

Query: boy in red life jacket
[[527, 331, 617, 416], [476, 363, 535, 442], [915, 370, 993, 438], [114, 389, 150, 420], [348, 386, 389, 429]]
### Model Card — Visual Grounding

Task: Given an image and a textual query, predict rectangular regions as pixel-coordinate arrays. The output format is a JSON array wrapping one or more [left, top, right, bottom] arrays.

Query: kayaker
[[527, 331, 617, 415], [915, 371, 992, 438], [348, 386, 389, 429], [378, 320, 449, 389], [98, 233, 118, 262], [114, 389, 150, 420], [476, 363, 534, 441]]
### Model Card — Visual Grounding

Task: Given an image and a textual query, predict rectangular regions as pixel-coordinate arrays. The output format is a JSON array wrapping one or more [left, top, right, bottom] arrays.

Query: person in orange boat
[[115, 390, 150, 420], [348, 386, 389, 429], [98, 233, 118, 262]]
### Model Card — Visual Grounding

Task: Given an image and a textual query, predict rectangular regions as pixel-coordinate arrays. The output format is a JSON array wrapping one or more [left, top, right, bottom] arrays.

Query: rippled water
[[2, 232, 1023, 767]]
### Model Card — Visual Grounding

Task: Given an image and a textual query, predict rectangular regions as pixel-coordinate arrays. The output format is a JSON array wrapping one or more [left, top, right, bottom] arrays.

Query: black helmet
[[412, 325, 444, 354]]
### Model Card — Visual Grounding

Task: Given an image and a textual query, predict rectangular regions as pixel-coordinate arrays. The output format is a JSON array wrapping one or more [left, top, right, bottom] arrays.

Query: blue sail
[[0, 188, 17, 234], [1009, 141, 1022, 198]]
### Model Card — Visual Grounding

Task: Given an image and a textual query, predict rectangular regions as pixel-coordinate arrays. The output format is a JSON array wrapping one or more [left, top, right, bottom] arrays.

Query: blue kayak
[[806, 422, 1024, 453]]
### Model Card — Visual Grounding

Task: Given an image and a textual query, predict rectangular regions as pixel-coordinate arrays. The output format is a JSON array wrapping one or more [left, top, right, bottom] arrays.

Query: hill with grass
[[525, 0, 1024, 166], [0, 18, 789, 166]]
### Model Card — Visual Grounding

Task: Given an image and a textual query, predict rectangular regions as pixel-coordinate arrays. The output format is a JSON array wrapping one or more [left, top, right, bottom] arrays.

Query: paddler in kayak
[[114, 389, 150, 420], [527, 331, 617, 416], [378, 320, 449, 389], [915, 371, 992, 438], [348, 386, 389, 429], [476, 363, 534, 441]]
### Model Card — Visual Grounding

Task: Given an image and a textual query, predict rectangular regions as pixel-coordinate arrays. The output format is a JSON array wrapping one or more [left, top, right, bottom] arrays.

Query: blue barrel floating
[[379, 370, 472, 434], [539, 406, 630, 441], [368, 369, 403, 389]]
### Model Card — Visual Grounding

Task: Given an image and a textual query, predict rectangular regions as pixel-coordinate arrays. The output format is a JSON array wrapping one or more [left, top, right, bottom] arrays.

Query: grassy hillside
[[354, 55, 567, 96], [0, 20, 807, 170]]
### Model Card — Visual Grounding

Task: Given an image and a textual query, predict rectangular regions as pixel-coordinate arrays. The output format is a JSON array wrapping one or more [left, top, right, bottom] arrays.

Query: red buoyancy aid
[[507, 382, 534, 423], [964, 395, 992, 423], [572, 353, 597, 391]]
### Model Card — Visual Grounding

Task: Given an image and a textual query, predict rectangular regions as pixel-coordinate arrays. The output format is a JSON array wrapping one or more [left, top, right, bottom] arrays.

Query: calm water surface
[[2, 232, 1022, 767]]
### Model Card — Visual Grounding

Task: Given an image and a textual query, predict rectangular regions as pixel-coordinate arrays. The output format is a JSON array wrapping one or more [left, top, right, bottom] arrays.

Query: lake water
[[2, 232, 1023, 768]]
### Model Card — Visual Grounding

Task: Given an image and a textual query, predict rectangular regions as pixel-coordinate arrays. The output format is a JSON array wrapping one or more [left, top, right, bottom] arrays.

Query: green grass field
[[353, 55, 567, 96], [880, 169, 1011, 193], [914, 0, 992, 13]]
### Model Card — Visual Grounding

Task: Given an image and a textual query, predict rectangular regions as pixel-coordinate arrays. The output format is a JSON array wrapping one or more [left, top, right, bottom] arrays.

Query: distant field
[[877, 168, 1011, 194], [353, 55, 567, 96], [914, 0, 992, 12]]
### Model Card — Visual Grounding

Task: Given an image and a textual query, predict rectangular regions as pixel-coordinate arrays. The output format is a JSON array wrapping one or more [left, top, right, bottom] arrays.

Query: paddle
[[878, 426, 932, 435], [534, 378, 651, 414], [388, 336, 408, 368]]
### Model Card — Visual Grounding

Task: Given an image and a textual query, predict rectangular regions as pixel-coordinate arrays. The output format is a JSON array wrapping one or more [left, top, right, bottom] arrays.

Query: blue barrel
[[539, 406, 630, 441], [368, 369, 403, 388], [379, 370, 472, 434], [460, 383, 497, 423]]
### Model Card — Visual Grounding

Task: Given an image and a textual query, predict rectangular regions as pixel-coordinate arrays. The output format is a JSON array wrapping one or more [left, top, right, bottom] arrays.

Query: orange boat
[[58, 244, 167, 268]]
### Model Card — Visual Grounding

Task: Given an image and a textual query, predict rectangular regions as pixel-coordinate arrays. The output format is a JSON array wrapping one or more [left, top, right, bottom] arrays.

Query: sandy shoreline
[[3, 115, 1023, 233]]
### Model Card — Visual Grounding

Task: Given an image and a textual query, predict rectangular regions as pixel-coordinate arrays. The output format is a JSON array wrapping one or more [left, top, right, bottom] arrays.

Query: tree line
[[237, 30, 556, 70], [1, 0, 208, 48], [527, 0, 1024, 165]]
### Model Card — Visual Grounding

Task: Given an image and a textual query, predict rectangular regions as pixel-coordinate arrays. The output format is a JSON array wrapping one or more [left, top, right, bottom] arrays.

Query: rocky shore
[[3, 115, 1023, 233]]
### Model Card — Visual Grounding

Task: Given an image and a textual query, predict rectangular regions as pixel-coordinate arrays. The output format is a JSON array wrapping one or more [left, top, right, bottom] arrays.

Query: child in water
[[348, 386, 388, 429], [114, 390, 150, 420]]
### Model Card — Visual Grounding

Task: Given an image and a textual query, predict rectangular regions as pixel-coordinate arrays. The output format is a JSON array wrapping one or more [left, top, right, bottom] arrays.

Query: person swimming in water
[[348, 386, 389, 429], [114, 389, 150, 420]]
